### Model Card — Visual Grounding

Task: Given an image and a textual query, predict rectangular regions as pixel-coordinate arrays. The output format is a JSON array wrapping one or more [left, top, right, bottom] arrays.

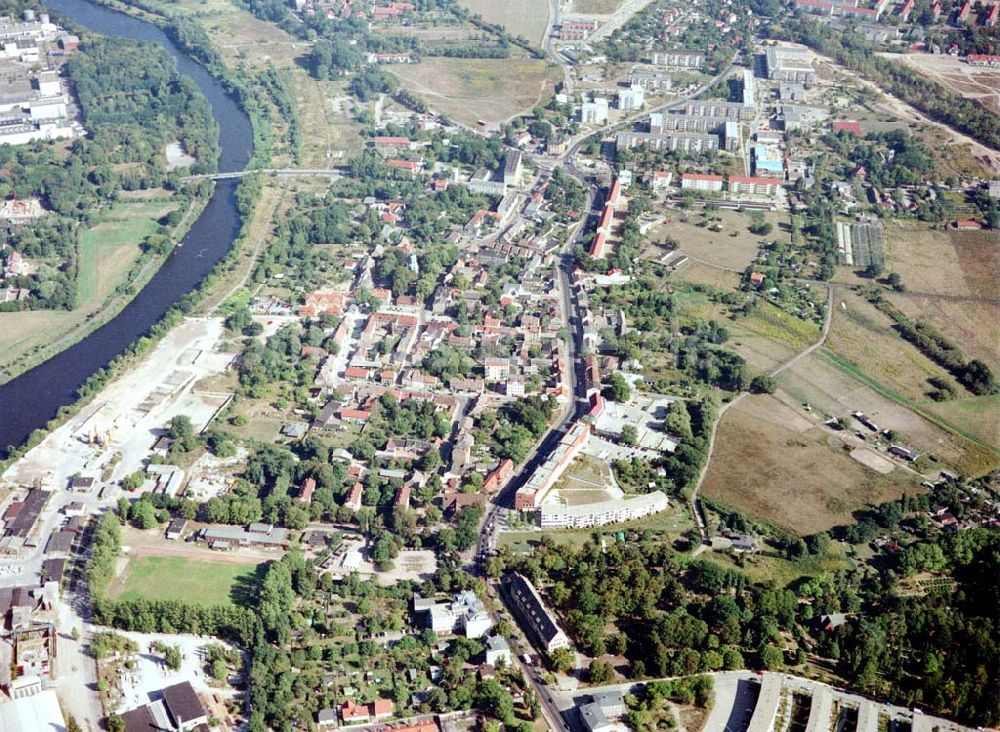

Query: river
[[0, 0, 254, 456]]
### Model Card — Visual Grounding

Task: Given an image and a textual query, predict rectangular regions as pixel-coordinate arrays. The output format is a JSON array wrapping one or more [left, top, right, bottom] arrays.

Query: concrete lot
[[107, 629, 242, 715], [2, 317, 233, 495]]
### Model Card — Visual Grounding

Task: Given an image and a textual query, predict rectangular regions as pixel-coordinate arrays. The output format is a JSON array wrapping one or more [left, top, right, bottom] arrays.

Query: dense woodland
[[485, 523, 1000, 725]]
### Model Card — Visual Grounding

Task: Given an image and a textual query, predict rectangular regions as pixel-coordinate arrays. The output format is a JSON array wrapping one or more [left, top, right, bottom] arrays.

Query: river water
[[0, 0, 253, 455]]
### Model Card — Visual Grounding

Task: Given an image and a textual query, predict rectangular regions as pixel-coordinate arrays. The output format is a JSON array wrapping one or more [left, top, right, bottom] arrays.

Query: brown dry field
[[923, 395, 1000, 450], [382, 26, 479, 41], [459, 0, 550, 45], [883, 53, 1000, 114], [883, 223, 1000, 370], [652, 208, 789, 272], [572, 0, 630, 13], [889, 294, 1000, 373], [702, 395, 921, 534], [668, 260, 742, 290], [391, 57, 559, 127], [778, 350, 998, 475], [826, 290, 951, 403]]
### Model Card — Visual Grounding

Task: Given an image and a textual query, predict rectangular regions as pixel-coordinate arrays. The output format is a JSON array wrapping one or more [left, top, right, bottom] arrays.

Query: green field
[[77, 206, 166, 304], [0, 198, 179, 383], [111, 555, 265, 607]]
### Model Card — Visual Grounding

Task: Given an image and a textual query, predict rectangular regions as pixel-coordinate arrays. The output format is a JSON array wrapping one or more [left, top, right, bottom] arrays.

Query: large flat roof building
[[505, 573, 570, 653], [540, 491, 669, 529], [747, 674, 784, 732], [765, 46, 816, 82]]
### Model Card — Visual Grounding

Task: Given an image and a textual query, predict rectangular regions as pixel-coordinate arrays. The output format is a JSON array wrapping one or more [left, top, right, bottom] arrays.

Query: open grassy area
[[922, 395, 1000, 451], [651, 208, 789, 272], [0, 197, 180, 382], [778, 348, 999, 476], [701, 395, 923, 535], [703, 541, 856, 587], [572, 0, 631, 13], [500, 504, 694, 550], [825, 290, 950, 403], [110, 555, 264, 607], [391, 57, 559, 127], [77, 203, 169, 302], [741, 300, 822, 353], [458, 0, 550, 45]]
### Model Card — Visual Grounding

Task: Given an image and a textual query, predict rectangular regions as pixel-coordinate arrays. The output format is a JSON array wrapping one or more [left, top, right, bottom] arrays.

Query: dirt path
[[818, 51, 1000, 175], [125, 542, 277, 565], [687, 285, 835, 544]]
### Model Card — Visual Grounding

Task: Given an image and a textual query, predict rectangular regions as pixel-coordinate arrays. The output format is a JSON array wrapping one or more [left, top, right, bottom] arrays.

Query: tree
[[589, 659, 615, 684], [604, 372, 631, 402], [475, 678, 516, 725], [749, 375, 777, 394], [664, 401, 693, 439], [211, 658, 228, 682], [761, 644, 784, 670], [550, 647, 575, 673], [169, 414, 195, 440], [886, 272, 905, 291], [620, 424, 638, 446], [130, 501, 158, 530], [168, 414, 198, 452], [123, 471, 144, 491]]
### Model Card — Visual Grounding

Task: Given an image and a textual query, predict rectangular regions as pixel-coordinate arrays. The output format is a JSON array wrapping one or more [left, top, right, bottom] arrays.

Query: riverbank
[[0, 192, 210, 386], [0, 0, 256, 457]]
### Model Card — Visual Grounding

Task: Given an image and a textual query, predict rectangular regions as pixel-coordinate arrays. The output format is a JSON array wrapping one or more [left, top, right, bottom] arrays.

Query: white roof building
[[0, 689, 66, 732], [540, 491, 669, 529]]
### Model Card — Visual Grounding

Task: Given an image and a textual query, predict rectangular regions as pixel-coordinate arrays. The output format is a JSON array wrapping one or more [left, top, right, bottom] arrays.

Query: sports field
[[110, 556, 265, 607]]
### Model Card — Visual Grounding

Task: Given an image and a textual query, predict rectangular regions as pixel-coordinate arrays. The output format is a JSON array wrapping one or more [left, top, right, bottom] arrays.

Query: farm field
[[391, 57, 559, 127], [778, 348, 998, 475], [922, 395, 1000, 451], [0, 197, 180, 382], [889, 294, 1000, 374], [109, 555, 265, 607], [458, 0, 550, 45], [885, 223, 999, 298], [824, 289, 951, 403], [701, 395, 922, 535], [881, 222, 1000, 371]]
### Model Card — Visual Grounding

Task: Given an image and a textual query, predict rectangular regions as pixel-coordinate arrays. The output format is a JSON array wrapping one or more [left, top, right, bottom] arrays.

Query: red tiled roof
[[729, 176, 778, 185], [833, 120, 863, 135]]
